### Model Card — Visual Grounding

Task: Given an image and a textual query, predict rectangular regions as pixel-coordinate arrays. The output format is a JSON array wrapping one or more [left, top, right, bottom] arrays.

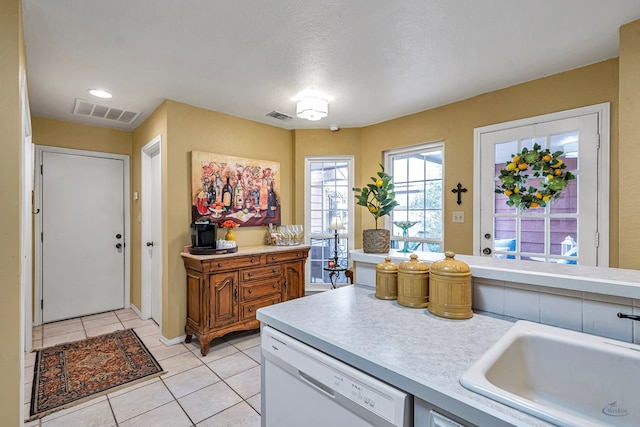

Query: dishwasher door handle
[[298, 370, 336, 398]]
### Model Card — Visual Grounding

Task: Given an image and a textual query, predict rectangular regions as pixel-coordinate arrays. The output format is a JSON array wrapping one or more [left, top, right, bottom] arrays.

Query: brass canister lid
[[376, 257, 398, 272], [430, 250, 470, 275], [398, 253, 428, 272]]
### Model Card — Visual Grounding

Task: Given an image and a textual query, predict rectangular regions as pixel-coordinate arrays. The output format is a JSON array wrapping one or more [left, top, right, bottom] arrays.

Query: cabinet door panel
[[282, 260, 304, 301], [209, 272, 238, 328]]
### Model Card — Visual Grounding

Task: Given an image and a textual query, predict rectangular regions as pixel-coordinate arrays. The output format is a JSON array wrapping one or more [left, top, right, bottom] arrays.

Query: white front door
[[475, 105, 609, 266], [40, 150, 126, 322]]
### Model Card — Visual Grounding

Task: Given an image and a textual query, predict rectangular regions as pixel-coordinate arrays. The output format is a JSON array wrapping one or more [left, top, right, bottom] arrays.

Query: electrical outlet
[[452, 211, 464, 223]]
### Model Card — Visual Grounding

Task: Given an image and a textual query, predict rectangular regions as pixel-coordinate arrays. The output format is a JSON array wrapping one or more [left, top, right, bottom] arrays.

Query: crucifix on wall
[[451, 182, 467, 205]]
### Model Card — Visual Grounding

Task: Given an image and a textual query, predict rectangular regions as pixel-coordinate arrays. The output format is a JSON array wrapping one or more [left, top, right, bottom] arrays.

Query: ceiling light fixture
[[88, 89, 112, 99], [296, 96, 328, 121]]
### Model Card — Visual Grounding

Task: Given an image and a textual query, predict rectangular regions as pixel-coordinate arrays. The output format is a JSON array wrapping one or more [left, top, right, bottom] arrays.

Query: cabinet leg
[[184, 325, 193, 343], [199, 338, 210, 356]]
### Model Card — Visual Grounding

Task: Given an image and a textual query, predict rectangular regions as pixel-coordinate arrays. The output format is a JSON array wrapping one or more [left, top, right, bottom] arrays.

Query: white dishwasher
[[261, 326, 412, 427]]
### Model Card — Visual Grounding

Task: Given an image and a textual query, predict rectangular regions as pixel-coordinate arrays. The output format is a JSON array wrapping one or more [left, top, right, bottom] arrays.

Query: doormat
[[29, 329, 165, 421]]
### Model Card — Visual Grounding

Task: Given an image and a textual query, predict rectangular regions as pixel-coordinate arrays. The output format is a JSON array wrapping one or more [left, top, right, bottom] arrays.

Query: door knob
[[146, 242, 153, 247], [482, 247, 492, 255], [484, 233, 491, 239], [115, 243, 123, 249], [116, 233, 122, 239]]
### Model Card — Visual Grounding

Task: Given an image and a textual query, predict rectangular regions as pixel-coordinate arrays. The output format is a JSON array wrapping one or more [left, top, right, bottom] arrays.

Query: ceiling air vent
[[73, 98, 141, 125], [266, 110, 294, 121]]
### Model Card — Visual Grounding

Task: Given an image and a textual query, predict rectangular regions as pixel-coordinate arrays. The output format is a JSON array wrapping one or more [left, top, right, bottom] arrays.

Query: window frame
[[304, 155, 355, 291], [384, 141, 445, 252]]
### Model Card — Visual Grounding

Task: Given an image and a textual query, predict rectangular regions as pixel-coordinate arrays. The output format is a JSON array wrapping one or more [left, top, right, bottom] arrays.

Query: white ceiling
[[22, 1, 640, 132]]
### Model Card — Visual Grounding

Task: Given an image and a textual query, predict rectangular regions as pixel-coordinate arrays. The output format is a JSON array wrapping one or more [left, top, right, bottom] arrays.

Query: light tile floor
[[25, 308, 262, 426]]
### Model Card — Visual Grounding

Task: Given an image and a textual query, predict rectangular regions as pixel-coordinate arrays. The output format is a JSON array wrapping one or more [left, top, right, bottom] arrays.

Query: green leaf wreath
[[495, 143, 575, 209]]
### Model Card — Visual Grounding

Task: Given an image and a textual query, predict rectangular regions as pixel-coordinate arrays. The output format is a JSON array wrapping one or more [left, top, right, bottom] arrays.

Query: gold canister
[[428, 250, 473, 319], [375, 257, 398, 300], [397, 254, 429, 308]]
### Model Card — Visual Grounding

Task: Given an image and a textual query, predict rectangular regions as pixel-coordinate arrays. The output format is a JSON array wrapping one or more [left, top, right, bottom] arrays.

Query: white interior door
[[141, 136, 162, 325], [150, 149, 162, 324], [476, 110, 605, 266], [41, 151, 126, 322]]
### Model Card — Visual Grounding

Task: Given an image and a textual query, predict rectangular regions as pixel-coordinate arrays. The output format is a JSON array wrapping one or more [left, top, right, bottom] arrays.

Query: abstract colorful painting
[[191, 151, 281, 226]]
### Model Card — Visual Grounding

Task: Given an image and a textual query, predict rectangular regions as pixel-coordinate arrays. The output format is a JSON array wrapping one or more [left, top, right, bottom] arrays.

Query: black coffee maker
[[190, 220, 217, 253]]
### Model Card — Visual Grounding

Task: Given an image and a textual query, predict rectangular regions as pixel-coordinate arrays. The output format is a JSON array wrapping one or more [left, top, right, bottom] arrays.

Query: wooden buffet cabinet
[[181, 246, 309, 356]]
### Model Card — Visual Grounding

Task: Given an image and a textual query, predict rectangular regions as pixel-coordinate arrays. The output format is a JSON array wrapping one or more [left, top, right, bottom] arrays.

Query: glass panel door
[[305, 158, 354, 287], [479, 113, 599, 265]]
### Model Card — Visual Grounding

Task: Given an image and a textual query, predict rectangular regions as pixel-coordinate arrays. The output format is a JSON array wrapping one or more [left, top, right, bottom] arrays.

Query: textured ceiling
[[22, 1, 640, 131]]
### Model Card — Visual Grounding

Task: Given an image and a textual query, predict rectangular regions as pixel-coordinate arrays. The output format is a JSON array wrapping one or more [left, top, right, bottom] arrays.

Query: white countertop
[[351, 249, 640, 300], [257, 285, 553, 426]]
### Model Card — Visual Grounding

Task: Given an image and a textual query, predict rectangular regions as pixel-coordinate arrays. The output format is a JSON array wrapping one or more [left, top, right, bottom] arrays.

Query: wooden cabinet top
[[181, 245, 310, 272]]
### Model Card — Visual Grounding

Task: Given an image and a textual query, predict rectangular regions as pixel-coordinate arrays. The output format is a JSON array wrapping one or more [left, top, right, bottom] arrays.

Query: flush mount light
[[88, 89, 112, 99], [296, 96, 328, 121]]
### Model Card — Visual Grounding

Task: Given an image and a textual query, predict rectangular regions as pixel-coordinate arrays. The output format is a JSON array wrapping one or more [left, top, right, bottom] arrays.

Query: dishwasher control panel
[[262, 326, 411, 427]]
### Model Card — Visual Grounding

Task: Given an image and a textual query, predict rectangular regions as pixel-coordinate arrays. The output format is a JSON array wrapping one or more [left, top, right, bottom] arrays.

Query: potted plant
[[352, 164, 398, 253]]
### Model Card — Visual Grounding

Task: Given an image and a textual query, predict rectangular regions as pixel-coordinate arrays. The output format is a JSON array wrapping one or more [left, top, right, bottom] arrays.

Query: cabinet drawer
[[241, 294, 281, 320], [265, 250, 307, 264], [241, 265, 281, 282], [241, 279, 281, 300], [207, 255, 262, 270]]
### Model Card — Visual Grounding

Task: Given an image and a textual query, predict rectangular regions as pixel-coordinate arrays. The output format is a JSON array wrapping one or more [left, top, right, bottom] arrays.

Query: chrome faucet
[[617, 312, 640, 321]]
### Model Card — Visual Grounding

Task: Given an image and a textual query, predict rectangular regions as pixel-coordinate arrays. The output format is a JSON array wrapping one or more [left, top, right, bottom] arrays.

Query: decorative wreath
[[495, 143, 575, 209]]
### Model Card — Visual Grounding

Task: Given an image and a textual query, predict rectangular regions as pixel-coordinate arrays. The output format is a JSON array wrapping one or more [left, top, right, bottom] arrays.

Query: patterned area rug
[[29, 329, 164, 421]]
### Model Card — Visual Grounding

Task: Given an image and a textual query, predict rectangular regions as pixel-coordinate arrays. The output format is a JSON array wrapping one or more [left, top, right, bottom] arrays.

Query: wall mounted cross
[[451, 182, 467, 205]]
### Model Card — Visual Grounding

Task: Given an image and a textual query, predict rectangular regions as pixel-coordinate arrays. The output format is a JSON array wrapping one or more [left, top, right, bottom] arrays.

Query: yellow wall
[[31, 117, 132, 155], [292, 128, 362, 226], [159, 100, 293, 338], [0, 0, 24, 424], [619, 20, 640, 270], [359, 59, 620, 261]]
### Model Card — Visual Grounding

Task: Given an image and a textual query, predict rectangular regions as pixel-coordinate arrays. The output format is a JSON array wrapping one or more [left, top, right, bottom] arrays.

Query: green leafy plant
[[352, 164, 399, 229]]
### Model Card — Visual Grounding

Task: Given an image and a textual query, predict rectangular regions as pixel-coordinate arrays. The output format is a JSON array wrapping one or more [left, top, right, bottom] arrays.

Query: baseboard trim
[[160, 334, 187, 346]]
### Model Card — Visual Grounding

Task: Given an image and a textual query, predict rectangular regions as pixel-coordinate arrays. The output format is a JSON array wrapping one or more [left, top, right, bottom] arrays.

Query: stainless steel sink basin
[[460, 320, 640, 427]]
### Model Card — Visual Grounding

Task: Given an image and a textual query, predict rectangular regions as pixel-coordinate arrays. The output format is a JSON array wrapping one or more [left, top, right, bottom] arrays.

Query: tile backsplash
[[472, 277, 639, 343]]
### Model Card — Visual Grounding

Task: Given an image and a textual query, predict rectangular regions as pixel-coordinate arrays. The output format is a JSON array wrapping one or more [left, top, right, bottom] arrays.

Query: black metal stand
[[323, 267, 347, 289]]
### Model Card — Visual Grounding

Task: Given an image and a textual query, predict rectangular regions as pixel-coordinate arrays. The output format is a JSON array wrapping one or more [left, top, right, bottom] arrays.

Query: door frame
[[21, 69, 33, 353], [34, 146, 131, 325], [473, 103, 610, 266], [141, 135, 163, 323]]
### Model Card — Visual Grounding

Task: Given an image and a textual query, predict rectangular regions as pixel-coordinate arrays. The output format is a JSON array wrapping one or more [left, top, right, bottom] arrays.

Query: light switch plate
[[452, 211, 464, 223]]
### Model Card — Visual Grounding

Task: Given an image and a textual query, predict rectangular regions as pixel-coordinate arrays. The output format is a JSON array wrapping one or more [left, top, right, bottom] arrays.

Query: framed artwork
[[191, 151, 281, 226]]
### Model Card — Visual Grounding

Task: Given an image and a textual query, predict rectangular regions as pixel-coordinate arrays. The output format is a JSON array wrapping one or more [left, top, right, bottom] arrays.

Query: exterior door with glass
[[477, 111, 602, 266]]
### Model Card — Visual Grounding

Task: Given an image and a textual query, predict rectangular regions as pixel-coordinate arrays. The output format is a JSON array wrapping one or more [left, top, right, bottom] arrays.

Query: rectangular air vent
[[266, 110, 294, 121], [73, 98, 141, 125]]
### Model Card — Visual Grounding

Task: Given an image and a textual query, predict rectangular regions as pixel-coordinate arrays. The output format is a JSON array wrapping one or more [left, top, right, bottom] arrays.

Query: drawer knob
[[248, 273, 253, 277], [273, 284, 276, 288], [271, 257, 276, 261], [217, 263, 222, 267], [251, 259, 256, 263], [248, 289, 252, 293], [272, 269, 277, 273], [249, 307, 253, 312]]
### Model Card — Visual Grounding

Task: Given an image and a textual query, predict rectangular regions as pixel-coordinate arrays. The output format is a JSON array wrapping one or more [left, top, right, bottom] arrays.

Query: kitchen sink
[[460, 320, 640, 427]]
